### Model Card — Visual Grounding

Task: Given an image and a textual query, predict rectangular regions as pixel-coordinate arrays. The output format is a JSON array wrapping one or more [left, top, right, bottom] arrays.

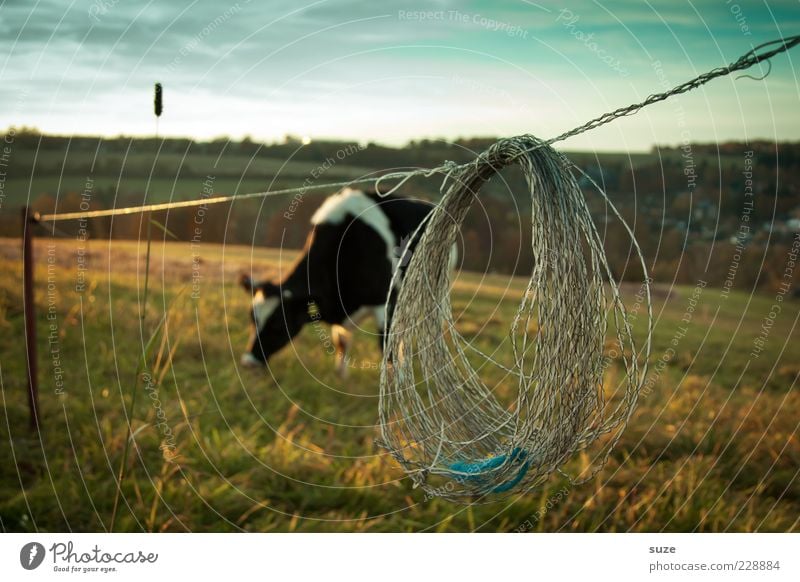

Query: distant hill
[[2, 129, 798, 290]]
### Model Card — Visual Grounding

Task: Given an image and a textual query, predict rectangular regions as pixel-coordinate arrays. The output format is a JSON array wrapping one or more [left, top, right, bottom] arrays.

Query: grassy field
[[0, 236, 798, 532]]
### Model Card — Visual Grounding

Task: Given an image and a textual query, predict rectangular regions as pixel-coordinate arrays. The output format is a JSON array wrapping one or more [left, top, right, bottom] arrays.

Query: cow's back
[[287, 189, 432, 325], [364, 191, 434, 243]]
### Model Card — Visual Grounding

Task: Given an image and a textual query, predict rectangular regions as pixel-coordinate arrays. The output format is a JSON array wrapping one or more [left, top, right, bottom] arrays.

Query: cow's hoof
[[240, 353, 263, 368]]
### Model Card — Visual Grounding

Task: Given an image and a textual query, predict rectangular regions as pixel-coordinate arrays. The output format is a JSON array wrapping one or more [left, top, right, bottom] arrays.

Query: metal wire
[[377, 136, 651, 501], [538, 35, 800, 150]]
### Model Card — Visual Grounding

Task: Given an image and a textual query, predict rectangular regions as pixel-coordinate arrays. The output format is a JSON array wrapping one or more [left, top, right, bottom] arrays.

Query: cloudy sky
[[1, 0, 798, 150]]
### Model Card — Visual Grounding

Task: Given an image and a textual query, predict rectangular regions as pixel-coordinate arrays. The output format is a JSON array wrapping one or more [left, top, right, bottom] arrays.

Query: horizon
[[1, 1, 798, 151], [3, 126, 797, 155]]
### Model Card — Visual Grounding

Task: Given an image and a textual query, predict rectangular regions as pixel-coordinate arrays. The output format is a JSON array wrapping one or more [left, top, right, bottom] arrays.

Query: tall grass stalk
[[110, 214, 159, 531]]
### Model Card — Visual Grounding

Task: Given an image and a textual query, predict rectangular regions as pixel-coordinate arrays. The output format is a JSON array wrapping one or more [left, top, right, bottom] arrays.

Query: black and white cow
[[239, 187, 435, 375]]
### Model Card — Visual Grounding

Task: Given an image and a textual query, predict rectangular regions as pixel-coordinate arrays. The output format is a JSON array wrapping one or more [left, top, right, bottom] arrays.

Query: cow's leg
[[331, 308, 377, 376], [330, 324, 351, 378]]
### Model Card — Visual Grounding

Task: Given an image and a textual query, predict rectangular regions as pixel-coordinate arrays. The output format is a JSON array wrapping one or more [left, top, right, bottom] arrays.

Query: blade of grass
[[141, 214, 152, 323], [149, 217, 179, 241], [109, 283, 186, 525], [111, 213, 156, 531]]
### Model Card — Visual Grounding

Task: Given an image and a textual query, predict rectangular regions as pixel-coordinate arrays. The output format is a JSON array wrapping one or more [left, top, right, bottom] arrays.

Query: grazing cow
[[239, 187, 437, 375]]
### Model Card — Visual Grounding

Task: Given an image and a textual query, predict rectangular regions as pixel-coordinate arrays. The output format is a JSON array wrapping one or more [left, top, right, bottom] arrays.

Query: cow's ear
[[239, 273, 254, 294], [261, 282, 281, 297]]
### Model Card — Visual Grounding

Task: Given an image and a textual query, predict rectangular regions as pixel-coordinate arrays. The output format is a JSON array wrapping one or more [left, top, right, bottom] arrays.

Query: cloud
[[0, 0, 797, 148]]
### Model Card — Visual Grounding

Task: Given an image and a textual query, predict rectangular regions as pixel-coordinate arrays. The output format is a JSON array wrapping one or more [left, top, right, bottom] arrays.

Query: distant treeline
[[0, 127, 506, 176], [4, 126, 797, 170]]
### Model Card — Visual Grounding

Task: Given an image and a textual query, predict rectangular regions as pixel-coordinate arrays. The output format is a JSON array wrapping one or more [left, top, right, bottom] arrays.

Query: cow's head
[[239, 274, 309, 367]]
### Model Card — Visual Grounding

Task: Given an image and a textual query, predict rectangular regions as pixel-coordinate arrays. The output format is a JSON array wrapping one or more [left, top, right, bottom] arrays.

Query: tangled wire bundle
[[378, 135, 652, 501]]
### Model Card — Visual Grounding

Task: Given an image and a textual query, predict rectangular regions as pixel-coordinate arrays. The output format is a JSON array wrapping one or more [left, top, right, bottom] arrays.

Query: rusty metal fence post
[[21, 206, 39, 431]]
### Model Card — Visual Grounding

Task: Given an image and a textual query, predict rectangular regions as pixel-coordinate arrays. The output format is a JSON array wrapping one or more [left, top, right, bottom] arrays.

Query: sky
[[0, 0, 798, 151]]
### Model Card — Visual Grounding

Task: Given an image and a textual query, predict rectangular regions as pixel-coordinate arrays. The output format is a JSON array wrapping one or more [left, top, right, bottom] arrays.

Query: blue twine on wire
[[446, 447, 532, 494]]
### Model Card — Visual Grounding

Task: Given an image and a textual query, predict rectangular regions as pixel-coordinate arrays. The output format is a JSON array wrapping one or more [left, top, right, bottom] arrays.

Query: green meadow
[[0, 237, 798, 532]]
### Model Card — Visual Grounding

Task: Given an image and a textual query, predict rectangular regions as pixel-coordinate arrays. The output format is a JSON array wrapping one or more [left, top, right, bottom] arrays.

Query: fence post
[[21, 206, 39, 431]]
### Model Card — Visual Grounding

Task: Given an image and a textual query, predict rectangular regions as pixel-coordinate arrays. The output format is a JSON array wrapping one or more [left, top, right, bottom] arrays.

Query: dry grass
[[0, 237, 798, 532]]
